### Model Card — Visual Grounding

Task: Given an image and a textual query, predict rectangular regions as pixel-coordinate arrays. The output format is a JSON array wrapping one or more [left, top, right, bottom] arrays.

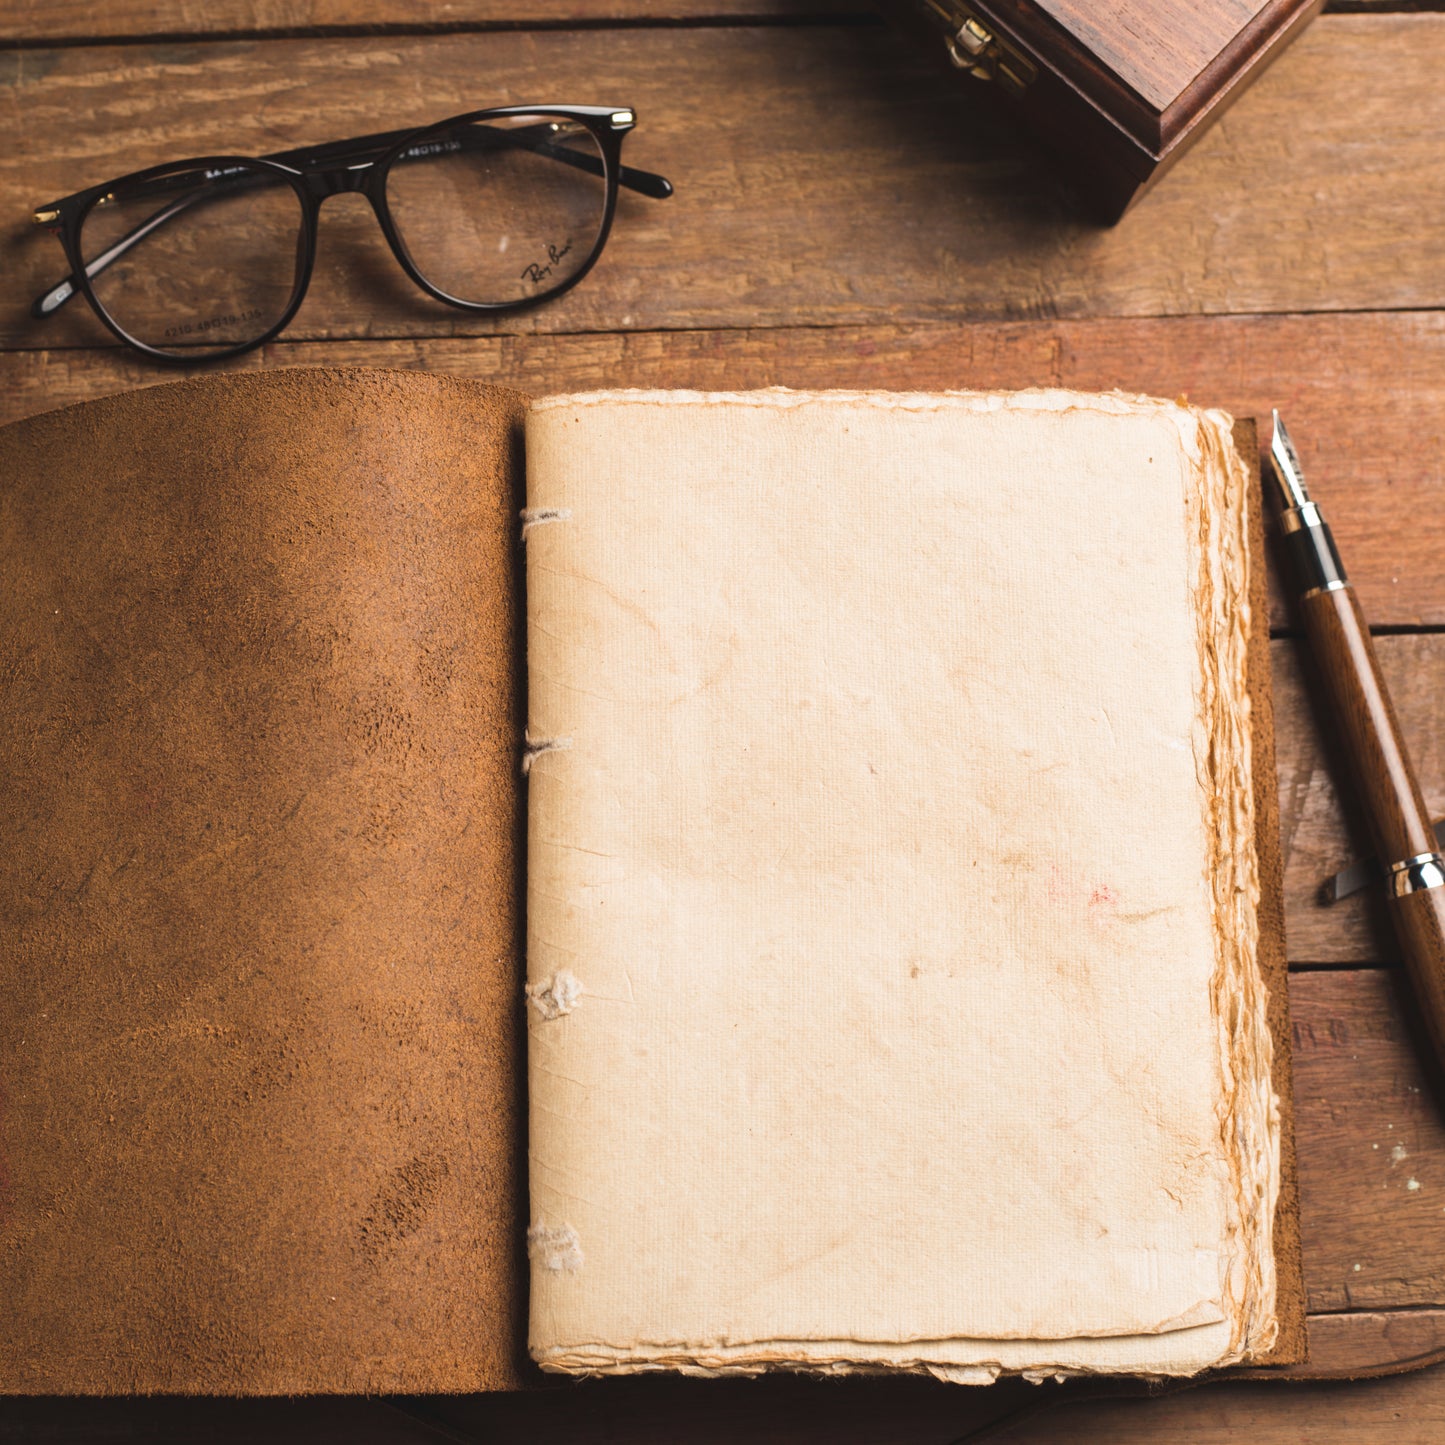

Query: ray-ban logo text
[[521, 239, 573, 285]]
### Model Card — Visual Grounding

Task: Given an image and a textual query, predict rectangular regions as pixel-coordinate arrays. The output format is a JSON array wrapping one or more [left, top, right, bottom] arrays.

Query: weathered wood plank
[[1275, 1308, 1445, 1379], [6, 1357, 1445, 1442], [989, 1368, 1445, 1442], [5, 17, 1445, 348], [5, 311, 1445, 626], [0, 0, 869, 45], [5, 1343, 1445, 1443], [0, 0, 1414, 45], [1292, 969, 1445, 1314]]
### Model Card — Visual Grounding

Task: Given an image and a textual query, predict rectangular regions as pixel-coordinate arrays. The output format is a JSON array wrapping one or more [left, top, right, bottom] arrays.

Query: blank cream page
[[523, 390, 1277, 1381]]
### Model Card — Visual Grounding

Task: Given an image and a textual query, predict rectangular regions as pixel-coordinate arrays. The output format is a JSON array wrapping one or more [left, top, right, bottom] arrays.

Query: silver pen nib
[[1268, 409, 1311, 510]]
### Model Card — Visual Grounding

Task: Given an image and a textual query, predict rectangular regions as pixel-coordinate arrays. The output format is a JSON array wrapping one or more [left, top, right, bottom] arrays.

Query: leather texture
[[0, 368, 528, 1394]]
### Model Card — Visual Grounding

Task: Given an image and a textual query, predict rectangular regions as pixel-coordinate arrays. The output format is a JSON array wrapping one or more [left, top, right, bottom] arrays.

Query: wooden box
[[885, 0, 1323, 221]]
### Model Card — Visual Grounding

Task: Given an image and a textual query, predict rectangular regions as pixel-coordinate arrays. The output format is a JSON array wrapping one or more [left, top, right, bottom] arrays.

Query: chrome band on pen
[[1388, 852, 1445, 898], [1278, 499, 1348, 596]]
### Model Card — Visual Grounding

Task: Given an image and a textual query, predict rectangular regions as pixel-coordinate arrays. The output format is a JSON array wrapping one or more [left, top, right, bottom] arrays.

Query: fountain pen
[[1267, 413, 1445, 1071]]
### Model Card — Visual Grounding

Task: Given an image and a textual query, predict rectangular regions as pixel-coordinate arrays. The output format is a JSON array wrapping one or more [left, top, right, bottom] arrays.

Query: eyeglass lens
[[80, 161, 305, 358], [74, 114, 614, 358], [384, 114, 610, 306]]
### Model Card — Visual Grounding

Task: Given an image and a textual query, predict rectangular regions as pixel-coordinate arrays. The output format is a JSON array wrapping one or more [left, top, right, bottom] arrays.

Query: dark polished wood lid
[[1032, 0, 1270, 112], [974, 0, 1315, 151], [885, 0, 1322, 218]]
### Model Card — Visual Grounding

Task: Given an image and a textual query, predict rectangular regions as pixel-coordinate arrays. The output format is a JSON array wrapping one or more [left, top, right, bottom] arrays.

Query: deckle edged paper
[[522, 389, 1279, 1380]]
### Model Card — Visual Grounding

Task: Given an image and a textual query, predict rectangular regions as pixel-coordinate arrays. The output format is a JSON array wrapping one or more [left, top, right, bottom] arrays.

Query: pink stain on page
[[1047, 863, 1121, 925]]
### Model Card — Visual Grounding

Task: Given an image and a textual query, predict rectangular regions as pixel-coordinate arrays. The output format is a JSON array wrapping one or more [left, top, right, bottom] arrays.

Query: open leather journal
[[0, 368, 1304, 1394]]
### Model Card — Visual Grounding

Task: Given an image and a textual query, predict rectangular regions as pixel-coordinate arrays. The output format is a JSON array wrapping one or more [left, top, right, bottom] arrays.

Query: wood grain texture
[[14, 1333, 1445, 1442], [1292, 969, 1445, 1313], [989, 1368, 1445, 1442], [0, 0, 869, 44], [6, 17, 1445, 347], [1260, 1308, 1445, 1379], [6, 310, 1445, 628], [0, 0, 1410, 44], [1029, 0, 1268, 109]]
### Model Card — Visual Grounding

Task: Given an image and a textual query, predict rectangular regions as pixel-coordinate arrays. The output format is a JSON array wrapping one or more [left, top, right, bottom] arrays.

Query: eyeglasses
[[29, 105, 672, 364]]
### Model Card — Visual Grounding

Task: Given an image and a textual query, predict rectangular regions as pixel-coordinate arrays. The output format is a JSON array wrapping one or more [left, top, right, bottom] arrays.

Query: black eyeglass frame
[[30, 104, 672, 364]]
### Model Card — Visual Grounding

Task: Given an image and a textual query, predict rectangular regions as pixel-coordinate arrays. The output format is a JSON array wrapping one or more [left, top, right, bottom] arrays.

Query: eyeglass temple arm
[[32, 123, 673, 319], [30, 188, 205, 319], [31, 164, 272, 319], [533, 147, 673, 200]]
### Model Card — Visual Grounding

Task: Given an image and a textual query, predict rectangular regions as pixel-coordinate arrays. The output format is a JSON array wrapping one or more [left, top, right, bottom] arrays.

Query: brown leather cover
[[0, 368, 528, 1394]]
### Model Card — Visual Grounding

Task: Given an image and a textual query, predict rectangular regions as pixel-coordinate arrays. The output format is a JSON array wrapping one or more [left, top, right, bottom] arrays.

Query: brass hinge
[[920, 2, 1038, 98]]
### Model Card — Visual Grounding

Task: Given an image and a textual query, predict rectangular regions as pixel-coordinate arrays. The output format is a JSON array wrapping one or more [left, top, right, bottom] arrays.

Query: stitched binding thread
[[521, 506, 571, 537], [522, 733, 573, 774], [527, 1221, 584, 1272], [526, 970, 583, 1020]]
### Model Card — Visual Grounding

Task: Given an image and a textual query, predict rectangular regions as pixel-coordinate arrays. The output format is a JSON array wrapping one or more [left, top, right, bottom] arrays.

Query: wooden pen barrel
[[1299, 583, 1445, 1063]]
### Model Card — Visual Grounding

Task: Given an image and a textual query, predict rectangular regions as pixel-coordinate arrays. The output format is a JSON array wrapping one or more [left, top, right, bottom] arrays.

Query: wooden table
[[5, 1, 1445, 1439]]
